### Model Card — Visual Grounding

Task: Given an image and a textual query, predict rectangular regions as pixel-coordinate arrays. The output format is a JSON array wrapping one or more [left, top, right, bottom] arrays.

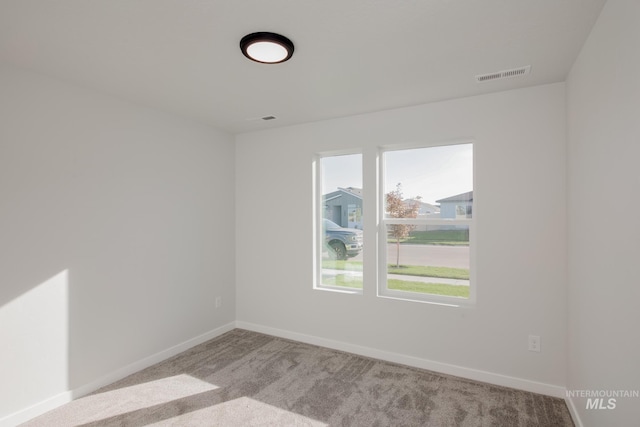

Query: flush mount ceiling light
[[240, 32, 294, 64]]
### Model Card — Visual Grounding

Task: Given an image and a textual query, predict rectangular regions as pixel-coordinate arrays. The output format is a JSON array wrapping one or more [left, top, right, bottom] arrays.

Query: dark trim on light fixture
[[240, 32, 294, 64]]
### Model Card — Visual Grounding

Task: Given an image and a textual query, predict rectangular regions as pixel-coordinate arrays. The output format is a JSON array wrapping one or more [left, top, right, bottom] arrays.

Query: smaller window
[[314, 153, 363, 293]]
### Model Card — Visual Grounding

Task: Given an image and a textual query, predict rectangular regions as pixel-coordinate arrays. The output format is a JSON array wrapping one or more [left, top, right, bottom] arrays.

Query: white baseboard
[[69, 322, 235, 399], [565, 395, 584, 427], [0, 322, 235, 427], [235, 321, 567, 399], [0, 391, 74, 427]]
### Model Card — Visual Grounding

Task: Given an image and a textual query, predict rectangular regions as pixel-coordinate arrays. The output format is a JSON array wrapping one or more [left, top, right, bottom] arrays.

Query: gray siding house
[[436, 191, 473, 219], [323, 187, 363, 229]]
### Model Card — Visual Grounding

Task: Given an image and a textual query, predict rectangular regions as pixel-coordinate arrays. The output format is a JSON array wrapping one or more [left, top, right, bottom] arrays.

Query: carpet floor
[[22, 329, 574, 426]]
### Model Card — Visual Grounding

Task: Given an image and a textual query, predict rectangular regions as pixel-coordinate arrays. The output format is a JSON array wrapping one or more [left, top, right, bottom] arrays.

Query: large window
[[380, 143, 474, 304], [314, 143, 474, 305], [314, 153, 364, 292]]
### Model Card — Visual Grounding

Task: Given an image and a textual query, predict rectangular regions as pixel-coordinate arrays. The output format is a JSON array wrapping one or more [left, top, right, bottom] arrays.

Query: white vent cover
[[476, 65, 531, 83]]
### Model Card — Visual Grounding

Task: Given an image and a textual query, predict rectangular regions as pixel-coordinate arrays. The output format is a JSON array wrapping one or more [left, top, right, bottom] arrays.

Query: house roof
[[339, 187, 363, 197], [323, 187, 363, 200], [435, 191, 473, 203]]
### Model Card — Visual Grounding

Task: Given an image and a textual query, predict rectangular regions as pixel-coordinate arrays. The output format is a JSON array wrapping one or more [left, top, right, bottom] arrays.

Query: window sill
[[377, 289, 475, 308], [313, 286, 363, 295]]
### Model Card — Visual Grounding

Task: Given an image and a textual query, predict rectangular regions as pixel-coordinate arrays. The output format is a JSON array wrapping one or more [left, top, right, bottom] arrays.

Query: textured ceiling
[[0, 0, 607, 134]]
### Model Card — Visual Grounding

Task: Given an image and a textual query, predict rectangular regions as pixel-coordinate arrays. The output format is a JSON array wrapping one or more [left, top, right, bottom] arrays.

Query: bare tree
[[386, 183, 420, 267]]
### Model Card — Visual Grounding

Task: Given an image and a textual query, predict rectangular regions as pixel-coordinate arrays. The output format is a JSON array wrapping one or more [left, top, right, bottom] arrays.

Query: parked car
[[323, 219, 363, 260]]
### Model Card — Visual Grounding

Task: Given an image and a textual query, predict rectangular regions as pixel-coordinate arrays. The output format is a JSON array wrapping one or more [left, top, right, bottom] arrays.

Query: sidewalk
[[322, 269, 469, 287], [387, 273, 469, 286]]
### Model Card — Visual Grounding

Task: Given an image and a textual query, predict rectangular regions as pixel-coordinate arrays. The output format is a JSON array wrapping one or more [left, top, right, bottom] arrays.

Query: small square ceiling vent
[[476, 65, 531, 83]]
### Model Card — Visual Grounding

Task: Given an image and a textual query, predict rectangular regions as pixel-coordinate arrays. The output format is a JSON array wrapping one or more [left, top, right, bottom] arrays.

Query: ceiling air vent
[[476, 65, 531, 83]]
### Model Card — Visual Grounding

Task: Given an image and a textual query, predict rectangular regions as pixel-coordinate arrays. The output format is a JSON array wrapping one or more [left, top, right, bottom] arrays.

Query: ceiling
[[0, 0, 607, 134]]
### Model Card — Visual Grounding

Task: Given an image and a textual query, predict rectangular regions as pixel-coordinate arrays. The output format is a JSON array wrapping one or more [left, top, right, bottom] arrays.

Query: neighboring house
[[323, 187, 363, 229], [402, 198, 441, 231], [436, 191, 473, 219], [403, 198, 440, 218]]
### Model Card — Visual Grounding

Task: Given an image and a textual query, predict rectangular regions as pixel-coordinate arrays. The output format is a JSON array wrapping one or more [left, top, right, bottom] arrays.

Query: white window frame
[[312, 150, 364, 295], [377, 142, 476, 307]]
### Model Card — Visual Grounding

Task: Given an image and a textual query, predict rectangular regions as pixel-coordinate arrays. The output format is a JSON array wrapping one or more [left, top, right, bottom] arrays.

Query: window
[[380, 143, 474, 304], [314, 153, 363, 293]]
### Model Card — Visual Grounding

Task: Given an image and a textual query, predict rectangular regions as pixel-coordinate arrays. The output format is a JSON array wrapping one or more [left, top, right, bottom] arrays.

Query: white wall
[[236, 83, 568, 392], [0, 64, 235, 421], [566, 1, 640, 425]]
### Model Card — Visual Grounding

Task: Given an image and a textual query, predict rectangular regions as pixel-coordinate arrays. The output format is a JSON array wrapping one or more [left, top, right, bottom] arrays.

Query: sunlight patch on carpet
[[23, 374, 218, 426], [146, 396, 327, 426]]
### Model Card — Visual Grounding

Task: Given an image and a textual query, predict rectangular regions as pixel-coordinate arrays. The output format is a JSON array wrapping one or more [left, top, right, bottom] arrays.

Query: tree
[[386, 183, 420, 267]]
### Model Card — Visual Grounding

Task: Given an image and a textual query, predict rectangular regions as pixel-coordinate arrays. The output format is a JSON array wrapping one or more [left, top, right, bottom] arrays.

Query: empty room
[[1, 1, 638, 426]]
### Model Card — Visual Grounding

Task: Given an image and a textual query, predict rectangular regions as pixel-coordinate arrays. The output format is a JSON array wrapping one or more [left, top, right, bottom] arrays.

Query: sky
[[321, 143, 473, 205]]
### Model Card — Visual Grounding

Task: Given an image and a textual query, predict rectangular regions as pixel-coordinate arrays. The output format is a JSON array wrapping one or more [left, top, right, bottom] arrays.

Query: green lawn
[[321, 274, 362, 289], [321, 259, 470, 298], [322, 260, 469, 280], [389, 279, 469, 298], [321, 274, 469, 298], [389, 229, 469, 246], [322, 260, 363, 271], [388, 264, 469, 280]]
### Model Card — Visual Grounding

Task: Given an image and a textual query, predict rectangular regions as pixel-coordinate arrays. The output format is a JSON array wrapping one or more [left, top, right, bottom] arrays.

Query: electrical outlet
[[215, 296, 222, 308], [528, 335, 541, 352]]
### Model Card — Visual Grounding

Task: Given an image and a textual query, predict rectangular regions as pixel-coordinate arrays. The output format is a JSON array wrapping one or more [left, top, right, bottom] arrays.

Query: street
[[350, 243, 469, 269]]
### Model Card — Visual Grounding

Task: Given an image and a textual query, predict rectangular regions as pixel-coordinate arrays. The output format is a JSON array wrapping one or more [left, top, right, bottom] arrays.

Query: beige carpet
[[22, 329, 574, 426]]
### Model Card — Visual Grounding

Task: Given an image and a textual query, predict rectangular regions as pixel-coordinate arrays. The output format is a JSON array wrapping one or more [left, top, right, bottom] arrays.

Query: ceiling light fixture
[[240, 32, 294, 64]]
